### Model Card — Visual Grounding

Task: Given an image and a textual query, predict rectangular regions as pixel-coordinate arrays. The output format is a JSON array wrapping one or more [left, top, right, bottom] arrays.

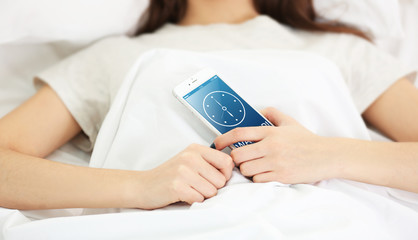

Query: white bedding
[[0, 1, 417, 238], [0, 41, 418, 239], [4, 49, 416, 240], [1, 39, 418, 240], [4, 180, 418, 240]]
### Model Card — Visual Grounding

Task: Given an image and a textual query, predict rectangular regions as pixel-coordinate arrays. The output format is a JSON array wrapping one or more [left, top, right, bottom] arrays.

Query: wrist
[[321, 137, 380, 181], [319, 137, 353, 180], [120, 170, 147, 209]]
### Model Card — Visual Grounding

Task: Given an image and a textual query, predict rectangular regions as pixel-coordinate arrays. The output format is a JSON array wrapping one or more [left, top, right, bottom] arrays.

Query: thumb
[[259, 107, 297, 127]]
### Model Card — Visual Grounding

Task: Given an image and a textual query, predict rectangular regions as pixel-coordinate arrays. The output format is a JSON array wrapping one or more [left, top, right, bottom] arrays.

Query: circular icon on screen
[[203, 91, 246, 127]]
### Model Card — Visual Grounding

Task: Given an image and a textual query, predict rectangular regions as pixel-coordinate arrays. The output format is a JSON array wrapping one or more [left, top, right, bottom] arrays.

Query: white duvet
[[1, 49, 418, 239]]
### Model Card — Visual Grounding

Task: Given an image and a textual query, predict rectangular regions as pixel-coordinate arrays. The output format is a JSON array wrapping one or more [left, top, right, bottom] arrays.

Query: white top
[[36, 15, 415, 151]]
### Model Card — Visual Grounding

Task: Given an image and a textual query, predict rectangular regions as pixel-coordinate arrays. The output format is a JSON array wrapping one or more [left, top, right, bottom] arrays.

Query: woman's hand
[[214, 107, 341, 184], [133, 144, 234, 210]]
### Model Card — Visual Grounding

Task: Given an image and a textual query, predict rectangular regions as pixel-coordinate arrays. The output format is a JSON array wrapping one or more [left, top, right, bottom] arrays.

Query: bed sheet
[[0, 38, 418, 239], [69, 49, 418, 239]]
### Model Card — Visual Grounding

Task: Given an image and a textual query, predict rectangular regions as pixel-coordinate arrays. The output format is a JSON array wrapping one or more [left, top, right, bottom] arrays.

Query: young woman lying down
[[0, 0, 417, 210]]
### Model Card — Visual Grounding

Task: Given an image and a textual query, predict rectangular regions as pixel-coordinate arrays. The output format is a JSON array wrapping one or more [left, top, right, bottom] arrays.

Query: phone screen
[[183, 75, 272, 148]]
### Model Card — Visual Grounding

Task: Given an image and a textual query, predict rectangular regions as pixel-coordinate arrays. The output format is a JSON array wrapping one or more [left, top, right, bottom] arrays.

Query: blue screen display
[[183, 75, 272, 148]]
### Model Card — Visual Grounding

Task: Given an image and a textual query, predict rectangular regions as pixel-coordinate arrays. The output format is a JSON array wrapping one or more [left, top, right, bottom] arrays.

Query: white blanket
[[1, 49, 418, 239]]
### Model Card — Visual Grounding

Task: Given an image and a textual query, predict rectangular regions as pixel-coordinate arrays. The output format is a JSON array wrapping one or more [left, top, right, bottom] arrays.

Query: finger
[[230, 142, 266, 165], [196, 157, 227, 188], [239, 159, 272, 177], [259, 107, 296, 127], [184, 167, 218, 199], [214, 127, 270, 151], [252, 171, 277, 183], [177, 184, 205, 205], [190, 144, 234, 180]]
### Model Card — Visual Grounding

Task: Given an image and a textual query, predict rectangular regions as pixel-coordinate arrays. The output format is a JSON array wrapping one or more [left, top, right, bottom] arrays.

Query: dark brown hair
[[135, 0, 370, 41]]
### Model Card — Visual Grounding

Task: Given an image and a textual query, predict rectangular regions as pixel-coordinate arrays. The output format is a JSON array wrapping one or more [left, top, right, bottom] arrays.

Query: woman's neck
[[179, 0, 259, 26]]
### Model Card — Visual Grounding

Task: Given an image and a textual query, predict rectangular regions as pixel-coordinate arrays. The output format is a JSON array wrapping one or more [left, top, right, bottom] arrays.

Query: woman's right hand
[[132, 144, 234, 210]]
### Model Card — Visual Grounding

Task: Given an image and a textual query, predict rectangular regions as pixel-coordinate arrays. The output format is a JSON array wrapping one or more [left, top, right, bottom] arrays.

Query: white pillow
[[0, 0, 403, 45], [314, 0, 404, 39], [0, 0, 148, 44]]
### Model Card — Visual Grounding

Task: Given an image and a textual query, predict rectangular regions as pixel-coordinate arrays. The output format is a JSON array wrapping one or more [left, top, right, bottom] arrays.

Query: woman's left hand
[[214, 107, 341, 184]]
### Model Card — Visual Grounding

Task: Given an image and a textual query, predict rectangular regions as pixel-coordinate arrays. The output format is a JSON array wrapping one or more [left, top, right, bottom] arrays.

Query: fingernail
[[210, 143, 216, 149]]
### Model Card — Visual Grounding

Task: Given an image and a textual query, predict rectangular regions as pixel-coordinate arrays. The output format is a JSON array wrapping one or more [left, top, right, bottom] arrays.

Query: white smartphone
[[173, 68, 272, 148]]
